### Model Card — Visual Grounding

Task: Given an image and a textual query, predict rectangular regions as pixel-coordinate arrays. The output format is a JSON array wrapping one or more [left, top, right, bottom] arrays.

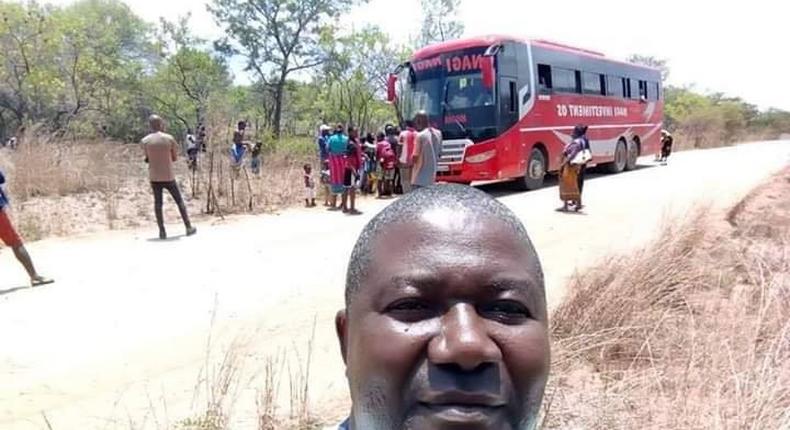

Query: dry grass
[[175, 316, 322, 430], [0, 130, 315, 242], [544, 170, 790, 429]]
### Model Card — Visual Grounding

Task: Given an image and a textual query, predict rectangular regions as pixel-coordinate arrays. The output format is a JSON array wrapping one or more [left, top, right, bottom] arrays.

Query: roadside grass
[[543, 169, 790, 428], [174, 317, 323, 430], [0, 131, 316, 242]]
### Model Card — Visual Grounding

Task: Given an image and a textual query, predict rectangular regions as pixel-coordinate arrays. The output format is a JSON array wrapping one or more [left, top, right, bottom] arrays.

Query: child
[[185, 129, 198, 172], [303, 164, 316, 207], [320, 160, 331, 206], [250, 141, 263, 176]]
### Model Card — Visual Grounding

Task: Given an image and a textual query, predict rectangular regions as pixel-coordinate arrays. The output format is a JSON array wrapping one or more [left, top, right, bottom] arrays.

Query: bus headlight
[[466, 150, 496, 164]]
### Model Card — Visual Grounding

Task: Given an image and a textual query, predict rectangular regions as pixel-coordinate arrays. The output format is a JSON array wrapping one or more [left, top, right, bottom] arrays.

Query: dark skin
[[336, 210, 550, 430]]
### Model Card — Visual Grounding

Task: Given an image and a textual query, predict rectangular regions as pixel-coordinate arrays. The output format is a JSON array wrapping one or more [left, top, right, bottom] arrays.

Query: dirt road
[[2, 141, 789, 429]]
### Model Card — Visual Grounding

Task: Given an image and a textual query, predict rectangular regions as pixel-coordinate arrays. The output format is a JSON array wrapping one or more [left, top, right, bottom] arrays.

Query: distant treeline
[[0, 0, 786, 146]]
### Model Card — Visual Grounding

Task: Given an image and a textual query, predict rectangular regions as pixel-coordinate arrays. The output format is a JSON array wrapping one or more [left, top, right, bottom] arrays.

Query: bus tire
[[515, 147, 546, 191], [625, 138, 639, 171], [606, 140, 627, 174]]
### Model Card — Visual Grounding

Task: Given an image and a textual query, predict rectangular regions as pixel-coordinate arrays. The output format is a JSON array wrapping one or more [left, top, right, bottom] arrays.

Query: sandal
[[31, 276, 55, 287]]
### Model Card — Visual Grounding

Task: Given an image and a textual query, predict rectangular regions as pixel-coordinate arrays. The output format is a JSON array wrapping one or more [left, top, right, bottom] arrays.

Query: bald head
[[344, 184, 544, 308], [148, 115, 165, 132], [338, 184, 550, 429], [414, 111, 429, 130]]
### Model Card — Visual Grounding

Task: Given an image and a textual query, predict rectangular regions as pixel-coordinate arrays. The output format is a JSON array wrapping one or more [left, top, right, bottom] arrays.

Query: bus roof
[[411, 35, 659, 72]]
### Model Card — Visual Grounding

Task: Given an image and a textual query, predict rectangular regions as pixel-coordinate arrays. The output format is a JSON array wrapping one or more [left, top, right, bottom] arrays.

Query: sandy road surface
[[2, 141, 789, 429]]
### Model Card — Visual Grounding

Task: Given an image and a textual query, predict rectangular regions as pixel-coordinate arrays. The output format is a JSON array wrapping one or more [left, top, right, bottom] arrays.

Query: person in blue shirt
[[0, 170, 54, 287], [317, 124, 331, 163], [333, 184, 550, 430]]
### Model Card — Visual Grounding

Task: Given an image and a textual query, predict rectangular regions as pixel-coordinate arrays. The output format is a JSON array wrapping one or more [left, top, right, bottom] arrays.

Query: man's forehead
[[370, 210, 536, 265]]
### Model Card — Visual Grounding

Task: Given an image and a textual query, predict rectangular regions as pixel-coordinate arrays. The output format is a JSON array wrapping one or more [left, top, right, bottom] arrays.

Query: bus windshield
[[397, 50, 497, 142]]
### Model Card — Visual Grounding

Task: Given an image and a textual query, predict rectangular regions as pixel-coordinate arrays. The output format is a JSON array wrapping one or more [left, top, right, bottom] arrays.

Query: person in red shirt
[[398, 121, 418, 193], [342, 127, 363, 215], [380, 144, 398, 197]]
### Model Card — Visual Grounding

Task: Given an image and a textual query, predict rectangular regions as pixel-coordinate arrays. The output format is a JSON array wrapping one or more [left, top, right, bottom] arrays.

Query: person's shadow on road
[[0, 282, 54, 297], [144, 235, 184, 243]]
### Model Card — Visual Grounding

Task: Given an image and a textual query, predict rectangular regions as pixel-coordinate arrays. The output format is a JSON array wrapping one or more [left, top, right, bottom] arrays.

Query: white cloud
[[37, 0, 790, 110]]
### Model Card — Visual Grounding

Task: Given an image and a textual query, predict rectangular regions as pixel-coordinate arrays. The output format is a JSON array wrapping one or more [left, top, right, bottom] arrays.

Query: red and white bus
[[388, 35, 664, 189]]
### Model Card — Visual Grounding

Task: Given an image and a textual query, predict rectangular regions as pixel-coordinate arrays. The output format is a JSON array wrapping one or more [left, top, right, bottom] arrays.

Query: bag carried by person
[[571, 148, 592, 165]]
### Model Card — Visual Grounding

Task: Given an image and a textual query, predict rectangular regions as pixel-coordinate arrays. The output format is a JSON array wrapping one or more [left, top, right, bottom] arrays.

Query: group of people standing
[[313, 111, 441, 214]]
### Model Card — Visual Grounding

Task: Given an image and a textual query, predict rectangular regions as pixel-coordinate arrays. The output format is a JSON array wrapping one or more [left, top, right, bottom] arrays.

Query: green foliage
[[665, 85, 790, 147], [627, 54, 670, 82], [145, 15, 231, 138], [418, 0, 464, 47], [0, 1, 784, 150], [315, 26, 402, 130], [208, 0, 365, 138]]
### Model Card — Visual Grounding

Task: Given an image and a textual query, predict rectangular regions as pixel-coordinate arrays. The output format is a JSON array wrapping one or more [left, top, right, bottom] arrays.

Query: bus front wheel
[[515, 148, 546, 191]]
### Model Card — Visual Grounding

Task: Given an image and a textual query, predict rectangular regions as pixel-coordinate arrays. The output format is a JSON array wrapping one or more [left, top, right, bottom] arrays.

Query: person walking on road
[[660, 130, 674, 165], [142, 115, 197, 240], [410, 111, 440, 190], [0, 169, 54, 287], [558, 125, 589, 212], [574, 125, 591, 206]]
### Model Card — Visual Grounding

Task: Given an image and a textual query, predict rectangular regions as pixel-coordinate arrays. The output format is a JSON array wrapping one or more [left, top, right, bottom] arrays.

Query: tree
[[627, 54, 669, 82], [319, 26, 401, 129], [0, 2, 60, 128], [54, 0, 152, 136], [208, 0, 362, 138], [418, 0, 464, 47], [149, 15, 231, 133]]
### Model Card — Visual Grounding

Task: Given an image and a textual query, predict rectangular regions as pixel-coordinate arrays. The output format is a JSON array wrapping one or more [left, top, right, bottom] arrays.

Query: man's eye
[[384, 299, 435, 321], [479, 300, 531, 323]]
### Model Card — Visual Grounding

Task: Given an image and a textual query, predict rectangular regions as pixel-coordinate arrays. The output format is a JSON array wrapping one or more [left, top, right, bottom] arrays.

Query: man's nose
[[428, 303, 502, 371]]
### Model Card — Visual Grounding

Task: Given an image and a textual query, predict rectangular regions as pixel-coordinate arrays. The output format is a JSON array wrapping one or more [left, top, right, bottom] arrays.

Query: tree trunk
[[272, 68, 288, 139]]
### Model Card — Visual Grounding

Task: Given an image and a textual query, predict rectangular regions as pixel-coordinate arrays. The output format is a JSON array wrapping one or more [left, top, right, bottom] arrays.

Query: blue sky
[[48, 0, 789, 111]]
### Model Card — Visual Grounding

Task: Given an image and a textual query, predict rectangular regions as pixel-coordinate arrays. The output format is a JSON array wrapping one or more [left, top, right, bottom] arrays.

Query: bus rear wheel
[[606, 140, 627, 174], [625, 138, 639, 171], [515, 147, 546, 191]]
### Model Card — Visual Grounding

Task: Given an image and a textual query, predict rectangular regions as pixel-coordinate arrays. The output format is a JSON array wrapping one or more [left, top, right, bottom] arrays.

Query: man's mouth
[[418, 391, 506, 423]]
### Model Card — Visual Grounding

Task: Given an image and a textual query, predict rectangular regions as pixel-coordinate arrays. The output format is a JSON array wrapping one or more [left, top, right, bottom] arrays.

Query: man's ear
[[335, 309, 349, 365]]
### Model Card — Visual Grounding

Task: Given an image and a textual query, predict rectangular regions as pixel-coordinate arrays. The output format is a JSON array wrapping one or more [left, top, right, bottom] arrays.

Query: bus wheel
[[516, 147, 546, 191], [625, 139, 639, 171], [606, 140, 627, 174]]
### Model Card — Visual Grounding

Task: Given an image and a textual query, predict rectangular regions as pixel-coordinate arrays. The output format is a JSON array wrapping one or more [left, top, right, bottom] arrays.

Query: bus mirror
[[387, 74, 397, 102], [481, 56, 494, 89]]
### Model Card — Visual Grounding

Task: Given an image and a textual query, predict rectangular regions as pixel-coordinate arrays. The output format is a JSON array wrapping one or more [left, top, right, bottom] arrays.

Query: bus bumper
[[436, 159, 499, 183]]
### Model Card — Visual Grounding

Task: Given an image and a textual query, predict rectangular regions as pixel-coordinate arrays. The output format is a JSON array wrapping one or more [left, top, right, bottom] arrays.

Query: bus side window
[[630, 79, 639, 99], [512, 81, 519, 112], [608, 76, 624, 98], [622, 78, 631, 98], [537, 64, 552, 94]]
